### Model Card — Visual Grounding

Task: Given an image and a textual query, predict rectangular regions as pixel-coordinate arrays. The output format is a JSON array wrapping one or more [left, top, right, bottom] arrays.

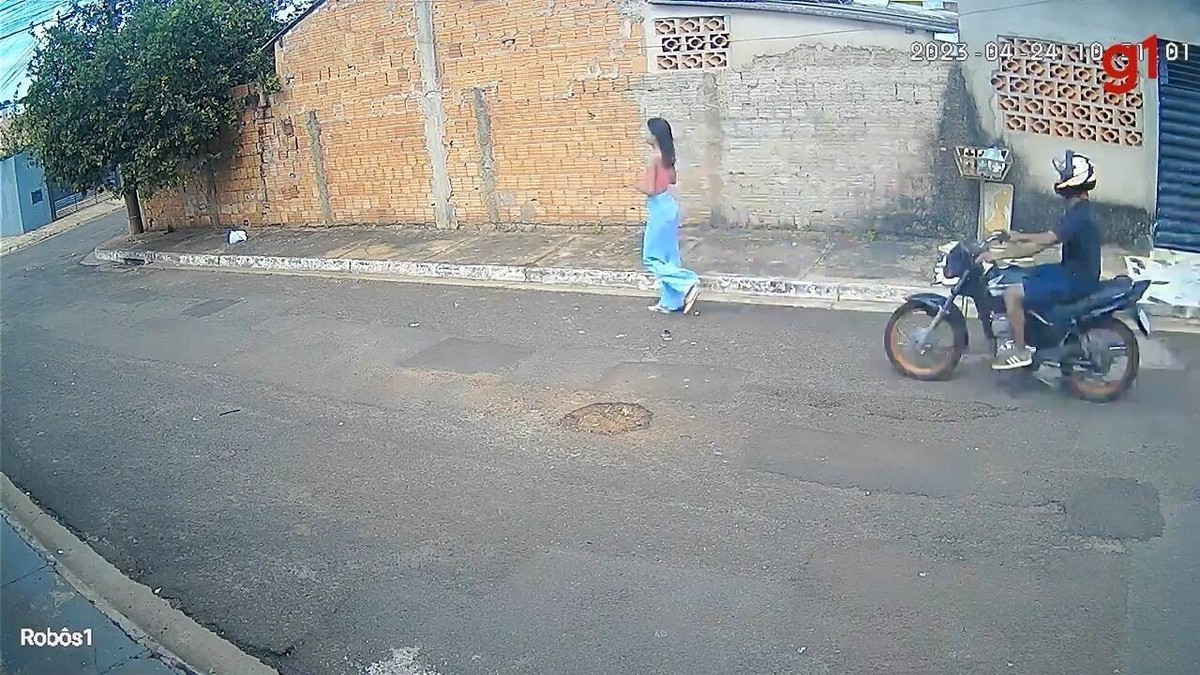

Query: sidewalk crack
[[96, 647, 153, 675], [425, 237, 472, 260], [526, 235, 577, 267], [799, 233, 837, 280], [1, 562, 51, 587]]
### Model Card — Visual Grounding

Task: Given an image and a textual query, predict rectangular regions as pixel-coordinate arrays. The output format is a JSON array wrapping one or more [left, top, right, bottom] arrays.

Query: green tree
[[10, 0, 297, 234]]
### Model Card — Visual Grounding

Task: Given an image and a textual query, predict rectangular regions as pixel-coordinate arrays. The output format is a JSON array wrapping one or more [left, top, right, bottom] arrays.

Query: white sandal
[[683, 284, 700, 314]]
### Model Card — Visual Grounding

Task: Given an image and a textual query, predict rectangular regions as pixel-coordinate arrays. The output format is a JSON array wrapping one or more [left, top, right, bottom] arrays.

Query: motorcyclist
[[977, 150, 1102, 370]]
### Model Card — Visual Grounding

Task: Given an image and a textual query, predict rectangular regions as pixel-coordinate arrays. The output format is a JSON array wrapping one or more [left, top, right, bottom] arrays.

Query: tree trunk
[[123, 188, 144, 235]]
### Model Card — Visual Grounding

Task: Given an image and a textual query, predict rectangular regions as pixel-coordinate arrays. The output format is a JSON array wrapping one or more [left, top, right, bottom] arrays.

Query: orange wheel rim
[[1070, 373, 1124, 398], [888, 320, 942, 376]]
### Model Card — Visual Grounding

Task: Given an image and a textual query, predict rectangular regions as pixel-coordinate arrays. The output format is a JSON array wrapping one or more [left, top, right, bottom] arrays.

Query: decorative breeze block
[[991, 36, 1143, 147], [653, 16, 730, 71]]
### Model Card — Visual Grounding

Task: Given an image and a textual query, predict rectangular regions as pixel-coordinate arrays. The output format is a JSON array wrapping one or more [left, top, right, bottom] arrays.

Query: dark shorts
[[1022, 264, 1091, 306]]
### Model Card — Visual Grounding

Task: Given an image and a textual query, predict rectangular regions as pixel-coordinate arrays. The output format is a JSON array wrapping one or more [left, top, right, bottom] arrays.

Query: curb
[[1, 472, 279, 675], [91, 244, 1200, 331], [91, 245, 930, 305]]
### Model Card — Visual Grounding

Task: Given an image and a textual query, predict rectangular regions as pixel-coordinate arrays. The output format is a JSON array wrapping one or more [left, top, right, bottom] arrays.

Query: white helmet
[[1052, 150, 1097, 196]]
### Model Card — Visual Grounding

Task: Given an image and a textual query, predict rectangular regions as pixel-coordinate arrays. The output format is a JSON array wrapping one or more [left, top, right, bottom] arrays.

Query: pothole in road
[[560, 402, 652, 435]]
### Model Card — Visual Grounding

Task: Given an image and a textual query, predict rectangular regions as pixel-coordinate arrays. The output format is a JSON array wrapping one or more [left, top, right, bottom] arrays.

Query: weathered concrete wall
[[958, 0, 1200, 244], [635, 6, 976, 237]]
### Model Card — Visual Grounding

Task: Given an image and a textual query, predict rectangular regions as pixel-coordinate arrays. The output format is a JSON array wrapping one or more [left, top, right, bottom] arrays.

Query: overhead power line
[[0, 10, 68, 43]]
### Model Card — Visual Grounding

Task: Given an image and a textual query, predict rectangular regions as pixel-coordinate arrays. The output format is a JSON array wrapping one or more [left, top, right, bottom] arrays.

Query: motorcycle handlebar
[[963, 230, 1011, 256]]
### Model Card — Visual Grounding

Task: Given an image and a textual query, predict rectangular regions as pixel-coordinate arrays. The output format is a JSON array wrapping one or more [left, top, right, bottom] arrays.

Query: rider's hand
[[976, 250, 995, 265]]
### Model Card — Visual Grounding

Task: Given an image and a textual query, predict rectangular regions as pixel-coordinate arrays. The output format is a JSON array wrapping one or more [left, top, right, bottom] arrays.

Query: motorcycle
[[883, 230, 1153, 402]]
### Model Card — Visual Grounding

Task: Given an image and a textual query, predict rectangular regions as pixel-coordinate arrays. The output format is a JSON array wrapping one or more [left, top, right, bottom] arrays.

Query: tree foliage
[[9, 0, 307, 227]]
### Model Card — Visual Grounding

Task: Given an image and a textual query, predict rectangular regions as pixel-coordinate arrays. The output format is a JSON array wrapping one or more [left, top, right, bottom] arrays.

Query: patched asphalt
[[2, 213, 1199, 675]]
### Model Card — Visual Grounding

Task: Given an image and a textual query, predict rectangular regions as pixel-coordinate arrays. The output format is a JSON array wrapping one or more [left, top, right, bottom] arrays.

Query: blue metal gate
[[45, 168, 119, 220], [1154, 43, 1200, 253]]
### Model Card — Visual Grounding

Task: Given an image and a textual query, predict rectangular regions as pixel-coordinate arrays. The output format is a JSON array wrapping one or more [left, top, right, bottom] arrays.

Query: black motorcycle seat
[[1056, 275, 1134, 315]]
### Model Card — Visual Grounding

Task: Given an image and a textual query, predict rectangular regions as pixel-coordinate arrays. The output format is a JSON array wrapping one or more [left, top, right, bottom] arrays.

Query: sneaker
[[992, 345, 1033, 370], [647, 304, 672, 314], [683, 284, 701, 314]]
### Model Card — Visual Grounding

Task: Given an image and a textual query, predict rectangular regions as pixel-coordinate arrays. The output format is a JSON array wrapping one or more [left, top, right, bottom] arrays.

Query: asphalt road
[[3, 214, 1199, 675]]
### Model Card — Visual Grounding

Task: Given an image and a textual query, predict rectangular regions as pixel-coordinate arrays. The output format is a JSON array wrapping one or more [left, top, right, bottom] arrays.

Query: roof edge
[[259, 0, 957, 53], [646, 0, 957, 34], [262, 0, 329, 52]]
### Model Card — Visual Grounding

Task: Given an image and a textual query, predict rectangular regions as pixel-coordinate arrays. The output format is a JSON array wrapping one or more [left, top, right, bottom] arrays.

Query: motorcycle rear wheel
[[1063, 316, 1140, 403], [884, 300, 968, 381]]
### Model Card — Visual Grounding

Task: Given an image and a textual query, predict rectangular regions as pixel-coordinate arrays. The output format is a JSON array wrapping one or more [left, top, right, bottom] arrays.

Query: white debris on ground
[[364, 647, 443, 675], [1125, 249, 1200, 310], [227, 229, 248, 245]]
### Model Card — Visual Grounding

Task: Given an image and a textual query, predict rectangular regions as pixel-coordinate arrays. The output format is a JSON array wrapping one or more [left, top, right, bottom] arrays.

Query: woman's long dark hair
[[647, 117, 676, 169]]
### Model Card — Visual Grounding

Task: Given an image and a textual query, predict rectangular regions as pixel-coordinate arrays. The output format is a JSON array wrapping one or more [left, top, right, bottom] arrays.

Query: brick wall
[[434, 0, 646, 227], [146, 0, 647, 230], [145, 1, 972, 237], [146, 0, 433, 229]]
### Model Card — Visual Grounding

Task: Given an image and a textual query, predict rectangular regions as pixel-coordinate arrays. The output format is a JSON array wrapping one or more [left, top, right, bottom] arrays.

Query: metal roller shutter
[[1154, 43, 1200, 253]]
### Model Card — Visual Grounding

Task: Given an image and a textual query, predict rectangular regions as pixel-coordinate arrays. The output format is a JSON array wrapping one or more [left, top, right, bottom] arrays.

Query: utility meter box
[[955, 145, 1016, 241], [955, 145, 1013, 182]]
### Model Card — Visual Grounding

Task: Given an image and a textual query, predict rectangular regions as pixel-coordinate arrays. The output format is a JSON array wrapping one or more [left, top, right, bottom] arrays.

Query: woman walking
[[632, 117, 701, 314]]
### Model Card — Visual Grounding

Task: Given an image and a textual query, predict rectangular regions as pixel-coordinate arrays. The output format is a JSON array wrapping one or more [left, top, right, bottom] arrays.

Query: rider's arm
[[982, 229, 1060, 262], [1009, 230, 1060, 247]]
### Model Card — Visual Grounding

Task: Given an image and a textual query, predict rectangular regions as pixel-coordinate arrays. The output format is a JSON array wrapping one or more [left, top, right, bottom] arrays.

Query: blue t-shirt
[[1053, 200, 1101, 285]]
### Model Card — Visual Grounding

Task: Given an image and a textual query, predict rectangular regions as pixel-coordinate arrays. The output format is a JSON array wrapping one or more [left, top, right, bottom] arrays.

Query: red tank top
[[652, 161, 676, 195]]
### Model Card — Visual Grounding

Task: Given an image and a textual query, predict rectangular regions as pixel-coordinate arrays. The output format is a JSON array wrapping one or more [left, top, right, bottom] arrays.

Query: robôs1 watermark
[[1103, 35, 1192, 94], [20, 627, 94, 648]]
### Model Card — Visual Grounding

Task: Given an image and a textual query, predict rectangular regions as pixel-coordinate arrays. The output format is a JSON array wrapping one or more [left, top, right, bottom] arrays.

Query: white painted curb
[[91, 244, 1199, 330], [91, 246, 929, 305]]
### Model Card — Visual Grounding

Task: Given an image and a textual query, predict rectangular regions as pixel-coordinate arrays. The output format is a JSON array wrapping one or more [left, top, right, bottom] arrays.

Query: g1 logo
[[1102, 35, 1192, 95]]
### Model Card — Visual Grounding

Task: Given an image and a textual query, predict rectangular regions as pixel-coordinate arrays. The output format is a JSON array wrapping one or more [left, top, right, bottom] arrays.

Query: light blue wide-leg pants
[[642, 192, 699, 311]]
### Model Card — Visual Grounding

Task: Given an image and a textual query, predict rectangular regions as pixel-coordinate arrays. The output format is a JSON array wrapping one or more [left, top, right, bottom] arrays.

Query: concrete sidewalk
[[1, 514, 187, 675], [2, 198, 123, 257], [93, 225, 1195, 320]]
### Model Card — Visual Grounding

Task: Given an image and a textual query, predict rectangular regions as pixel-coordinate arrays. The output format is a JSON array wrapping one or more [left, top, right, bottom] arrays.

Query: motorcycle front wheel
[[1063, 316, 1140, 402], [884, 299, 968, 381]]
